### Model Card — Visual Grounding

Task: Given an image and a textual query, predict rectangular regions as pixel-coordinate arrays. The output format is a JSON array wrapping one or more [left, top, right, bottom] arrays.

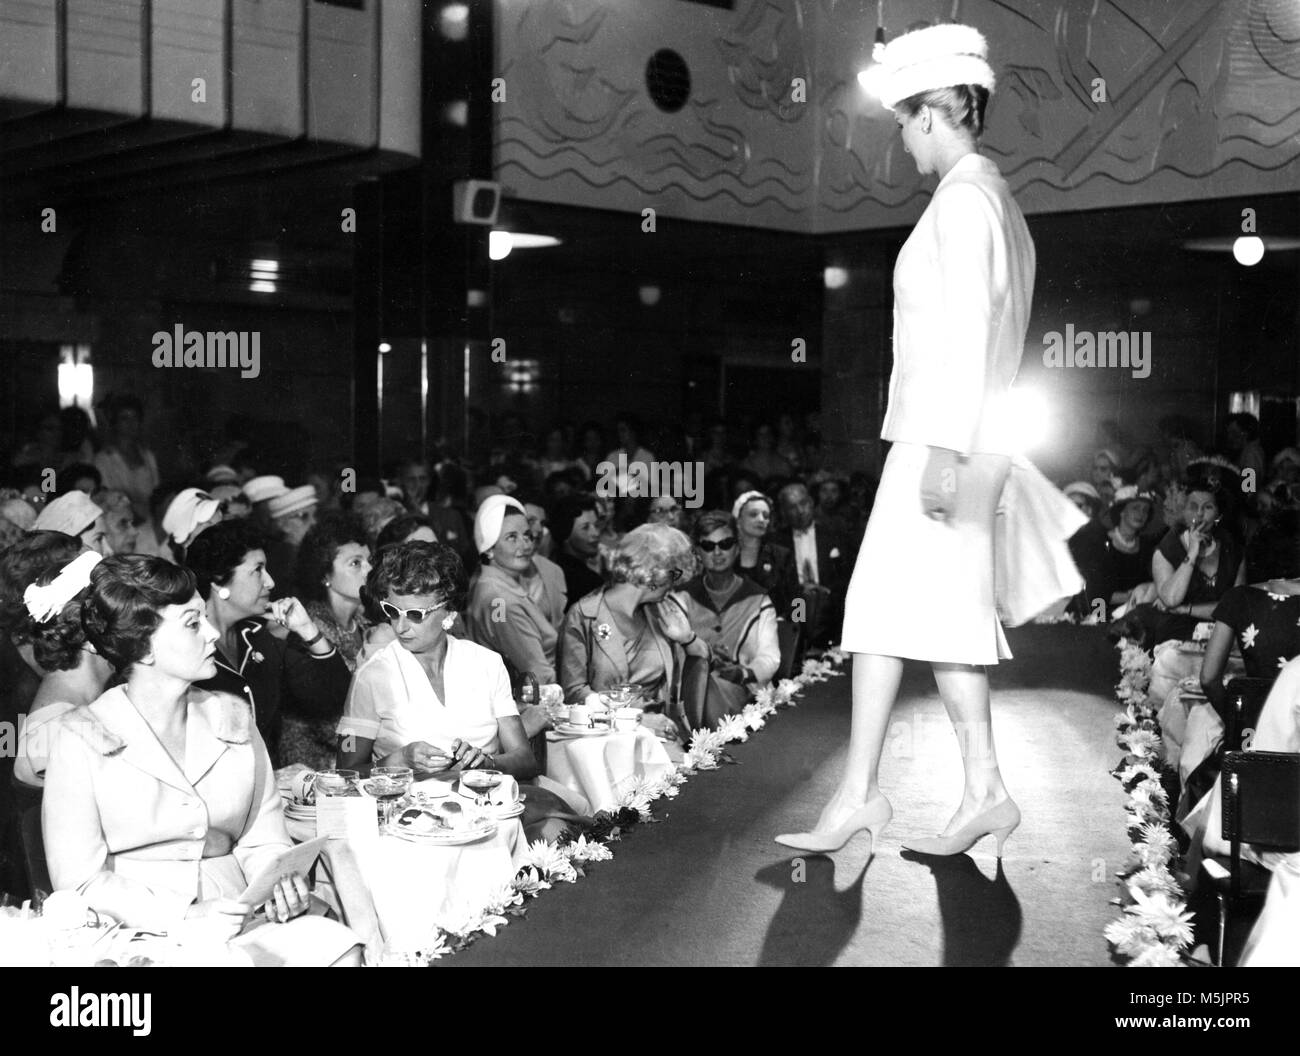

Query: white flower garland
[[394, 648, 849, 962], [1105, 637, 1195, 967]]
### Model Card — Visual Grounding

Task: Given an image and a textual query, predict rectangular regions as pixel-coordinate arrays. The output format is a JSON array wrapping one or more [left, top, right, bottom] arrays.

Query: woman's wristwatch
[[299, 627, 325, 648]]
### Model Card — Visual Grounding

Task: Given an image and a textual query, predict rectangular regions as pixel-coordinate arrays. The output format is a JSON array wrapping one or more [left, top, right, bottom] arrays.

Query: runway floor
[[449, 625, 1128, 967]]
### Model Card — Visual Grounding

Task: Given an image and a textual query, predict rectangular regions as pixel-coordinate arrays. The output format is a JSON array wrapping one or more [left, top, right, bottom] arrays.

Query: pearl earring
[[217, 587, 231, 600], [441, 612, 457, 631]]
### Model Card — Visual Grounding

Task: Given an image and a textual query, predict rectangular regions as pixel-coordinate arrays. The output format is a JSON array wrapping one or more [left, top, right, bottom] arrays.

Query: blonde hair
[[608, 523, 698, 588]]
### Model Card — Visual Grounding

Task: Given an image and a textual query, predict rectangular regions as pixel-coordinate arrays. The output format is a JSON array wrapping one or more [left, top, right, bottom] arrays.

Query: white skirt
[[840, 441, 1012, 664]]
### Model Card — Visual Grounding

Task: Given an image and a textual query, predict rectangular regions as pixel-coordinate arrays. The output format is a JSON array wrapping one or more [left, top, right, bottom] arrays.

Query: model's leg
[[774, 652, 901, 849], [925, 662, 1014, 837]]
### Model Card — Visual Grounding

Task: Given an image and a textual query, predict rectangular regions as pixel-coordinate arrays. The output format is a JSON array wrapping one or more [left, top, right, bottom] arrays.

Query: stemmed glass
[[460, 769, 504, 814], [365, 766, 414, 833]]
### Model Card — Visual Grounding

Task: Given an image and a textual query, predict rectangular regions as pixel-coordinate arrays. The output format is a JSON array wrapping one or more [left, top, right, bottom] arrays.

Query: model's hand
[[920, 448, 960, 521]]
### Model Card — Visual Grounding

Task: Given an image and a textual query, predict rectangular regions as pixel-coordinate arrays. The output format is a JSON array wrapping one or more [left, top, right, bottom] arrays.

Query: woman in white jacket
[[777, 24, 1036, 857]]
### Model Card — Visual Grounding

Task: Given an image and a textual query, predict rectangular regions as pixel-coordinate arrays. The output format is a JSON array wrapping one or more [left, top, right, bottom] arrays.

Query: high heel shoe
[[774, 795, 893, 854], [902, 798, 1020, 858]]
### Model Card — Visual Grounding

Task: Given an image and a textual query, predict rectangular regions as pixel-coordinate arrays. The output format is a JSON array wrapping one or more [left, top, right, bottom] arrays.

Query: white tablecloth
[[544, 727, 674, 813], [285, 812, 527, 947]]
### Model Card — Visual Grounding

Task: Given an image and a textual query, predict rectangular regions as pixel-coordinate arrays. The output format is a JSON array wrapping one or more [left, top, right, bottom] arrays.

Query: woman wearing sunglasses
[[184, 519, 352, 767], [463, 496, 559, 736], [337, 540, 538, 780], [679, 511, 780, 727], [336, 542, 583, 840], [560, 523, 709, 741]]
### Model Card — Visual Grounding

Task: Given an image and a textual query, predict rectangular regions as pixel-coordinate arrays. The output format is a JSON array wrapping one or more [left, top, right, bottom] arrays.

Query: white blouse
[[338, 636, 518, 764]]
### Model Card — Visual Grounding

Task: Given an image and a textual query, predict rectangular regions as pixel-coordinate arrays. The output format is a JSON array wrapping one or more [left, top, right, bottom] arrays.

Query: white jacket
[[882, 152, 1036, 456]]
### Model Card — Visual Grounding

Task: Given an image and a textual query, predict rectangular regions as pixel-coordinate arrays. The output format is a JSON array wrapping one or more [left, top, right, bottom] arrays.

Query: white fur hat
[[474, 494, 527, 556], [876, 23, 995, 110]]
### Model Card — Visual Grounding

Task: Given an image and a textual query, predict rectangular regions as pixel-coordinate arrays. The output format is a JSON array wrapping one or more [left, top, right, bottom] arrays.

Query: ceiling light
[[1233, 236, 1264, 266], [488, 231, 513, 261], [824, 266, 849, 289]]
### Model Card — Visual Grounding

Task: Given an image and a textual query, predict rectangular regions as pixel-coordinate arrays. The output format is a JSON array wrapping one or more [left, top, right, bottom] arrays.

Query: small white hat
[[268, 485, 318, 521], [204, 464, 239, 485], [474, 494, 527, 555], [162, 488, 223, 545], [1063, 481, 1101, 503], [32, 491, 103, 538], [876, 23, 995, 110], [243, 475, 287, 504]]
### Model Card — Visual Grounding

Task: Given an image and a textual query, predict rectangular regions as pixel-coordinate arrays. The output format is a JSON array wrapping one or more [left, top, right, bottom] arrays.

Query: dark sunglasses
[[379, 599, 445, 624], [698, 537, 737, 553]]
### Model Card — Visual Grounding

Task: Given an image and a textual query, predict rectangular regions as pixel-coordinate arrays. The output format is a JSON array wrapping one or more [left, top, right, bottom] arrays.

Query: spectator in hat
[[31, 491, 113, 557], [266, 485, 318, 598], [242, 474, 288, 534], [161, 487, 224, 563]]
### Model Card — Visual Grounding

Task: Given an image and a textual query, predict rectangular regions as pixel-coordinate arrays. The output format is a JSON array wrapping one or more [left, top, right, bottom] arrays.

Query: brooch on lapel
[[249, 649, 265, 664], [596, 623, 612, 641], [829, 547, 841, 560], [762, 563, 772, 572]]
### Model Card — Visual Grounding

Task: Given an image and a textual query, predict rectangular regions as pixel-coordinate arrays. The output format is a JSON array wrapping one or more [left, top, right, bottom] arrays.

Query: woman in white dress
[[777, 24, 1036, 857]]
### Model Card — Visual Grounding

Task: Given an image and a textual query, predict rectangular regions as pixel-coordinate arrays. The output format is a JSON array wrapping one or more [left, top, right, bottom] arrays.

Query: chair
[[1221, 677, 1274, 753], [1199, 750, 1300, 966], [20, 805, 52, 900], [775, 619, 802, 681]]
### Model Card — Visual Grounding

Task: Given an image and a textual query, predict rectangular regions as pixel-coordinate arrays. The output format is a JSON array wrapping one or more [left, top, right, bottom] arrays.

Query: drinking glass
[[314, 769, 359, 798], [365, 766, 414, 832], [460, 769, 504, 812]]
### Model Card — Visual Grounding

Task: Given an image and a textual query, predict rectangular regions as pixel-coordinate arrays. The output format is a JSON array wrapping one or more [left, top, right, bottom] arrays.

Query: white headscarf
[[474, 494, 527, 556]]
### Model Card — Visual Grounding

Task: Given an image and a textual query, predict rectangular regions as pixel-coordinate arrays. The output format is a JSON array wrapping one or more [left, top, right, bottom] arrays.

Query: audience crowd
[[1, 399, 1297, 964]]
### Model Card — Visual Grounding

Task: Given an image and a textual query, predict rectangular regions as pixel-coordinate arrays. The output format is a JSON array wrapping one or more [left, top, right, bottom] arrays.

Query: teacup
[[314, 769, 358, 798], [289, 770, 319, 805], [567, 704, 592, 727], [613, 707, 640, 733]]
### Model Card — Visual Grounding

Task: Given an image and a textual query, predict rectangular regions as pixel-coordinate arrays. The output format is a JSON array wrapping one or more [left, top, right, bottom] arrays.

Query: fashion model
[[777, 23, 1036, 858]]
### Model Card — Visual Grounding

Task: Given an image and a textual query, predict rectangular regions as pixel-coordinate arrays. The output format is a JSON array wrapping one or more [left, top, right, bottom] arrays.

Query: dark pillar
[[821, 261, 892, 477]]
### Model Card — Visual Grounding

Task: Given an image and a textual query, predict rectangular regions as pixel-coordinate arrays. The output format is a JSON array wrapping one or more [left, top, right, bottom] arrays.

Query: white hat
[[268, 485, 318, 521], [474, 494, 527, 555], [243, 475, 287, 504], [32, 492, 103, 538], [876, 23, 995, 110], [731, 490, 770, 522], [1062, 481, 1100, 503], [1, 497, 37, 532], [162, 488, 222, 545], [204, 464, 239, 485]]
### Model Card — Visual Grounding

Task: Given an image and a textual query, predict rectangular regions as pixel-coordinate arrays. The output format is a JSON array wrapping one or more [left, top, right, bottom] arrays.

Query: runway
[[449, 625, 1128, 967]]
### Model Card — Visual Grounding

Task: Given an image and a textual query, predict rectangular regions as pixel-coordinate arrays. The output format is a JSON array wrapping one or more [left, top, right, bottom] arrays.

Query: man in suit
[[775, 481, 852, 648]]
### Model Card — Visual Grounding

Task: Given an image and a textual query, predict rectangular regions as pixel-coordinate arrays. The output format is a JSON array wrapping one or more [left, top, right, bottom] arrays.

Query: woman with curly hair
[[0, 533, 115, 789], [184, 519, 351, 766], [560, 523, 709, 739], [337, 542, 581, 839]]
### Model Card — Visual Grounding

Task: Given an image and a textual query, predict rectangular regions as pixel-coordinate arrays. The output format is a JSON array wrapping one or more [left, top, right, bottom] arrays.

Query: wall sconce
[[504, 359, 539, 394], [58, 344, 94, 413]]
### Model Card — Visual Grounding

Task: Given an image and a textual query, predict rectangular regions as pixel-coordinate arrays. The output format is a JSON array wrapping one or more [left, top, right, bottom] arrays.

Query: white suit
[[842, 152, 1039, 663]]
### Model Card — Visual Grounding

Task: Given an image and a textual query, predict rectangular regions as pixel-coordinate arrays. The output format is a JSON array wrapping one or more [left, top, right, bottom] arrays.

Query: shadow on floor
[[754, 854, 871, 966], [900, 851, 1023, 966]]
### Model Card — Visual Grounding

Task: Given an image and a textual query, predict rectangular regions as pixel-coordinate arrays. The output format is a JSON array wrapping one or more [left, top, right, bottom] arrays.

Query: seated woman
[[550, 493, 606, 604], [336, 541, 579, 840], [1, 535, 114, 792], [731, 491, 798, 622], [1117, 473, 1246, 649], [375, 511, 438, 550], [678, 511, 780, 727], [560, 523, 708, 738], [463, 495, 555, 738], [42, 555, 362, 965], [1073, 486, 1158, 618], [278, 513, 375, 770], [184, 520, 352, 767], [1166, 526, 1300, 816]]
